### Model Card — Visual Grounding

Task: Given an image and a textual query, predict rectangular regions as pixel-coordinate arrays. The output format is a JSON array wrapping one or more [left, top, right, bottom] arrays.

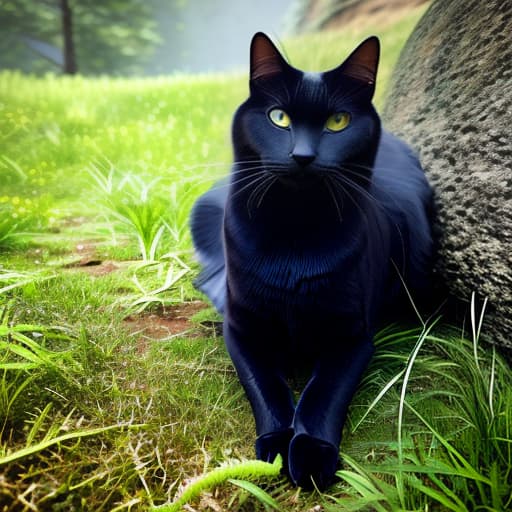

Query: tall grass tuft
[[88, 161, 199, 311], [334, 298, 512, 511], [88, 161, 170, 261]]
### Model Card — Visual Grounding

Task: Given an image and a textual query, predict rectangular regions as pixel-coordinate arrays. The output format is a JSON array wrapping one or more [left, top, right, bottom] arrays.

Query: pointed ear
[[250, 32, 288, 81], [339, 36, 380, 85]]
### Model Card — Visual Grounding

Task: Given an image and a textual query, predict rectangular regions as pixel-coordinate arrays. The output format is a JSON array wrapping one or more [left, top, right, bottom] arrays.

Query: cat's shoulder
[[373, 130, 432, 206], [377, 130, 419, 166]]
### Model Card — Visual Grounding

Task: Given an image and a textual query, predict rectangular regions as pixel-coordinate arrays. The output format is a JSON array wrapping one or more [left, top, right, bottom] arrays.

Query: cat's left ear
[[337, 36, 380, 86], [250, 32, 289, 81]]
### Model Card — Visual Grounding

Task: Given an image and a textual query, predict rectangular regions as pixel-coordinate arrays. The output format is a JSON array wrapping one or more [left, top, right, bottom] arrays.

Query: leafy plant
[[0, 309, 76, 372], [0, 270, 70, 369], [88, 162, 169, 261], [88, 163, 196, 312], [124, 255, 191, 313]]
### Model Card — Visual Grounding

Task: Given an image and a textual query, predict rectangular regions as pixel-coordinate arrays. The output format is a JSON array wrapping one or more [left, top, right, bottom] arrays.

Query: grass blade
[[229, 479, 282, 511], [0, 422, 145, 466]]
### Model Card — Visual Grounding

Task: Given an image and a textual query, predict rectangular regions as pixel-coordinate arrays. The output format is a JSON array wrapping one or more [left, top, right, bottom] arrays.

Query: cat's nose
[[291, 152, 316, 167]]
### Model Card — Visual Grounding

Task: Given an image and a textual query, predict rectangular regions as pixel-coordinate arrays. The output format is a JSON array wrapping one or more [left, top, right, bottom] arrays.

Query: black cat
[[190, 33, 434, 490]]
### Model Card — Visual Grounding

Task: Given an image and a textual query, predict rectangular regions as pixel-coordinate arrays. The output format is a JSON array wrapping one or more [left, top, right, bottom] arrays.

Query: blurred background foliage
[[0, 0, 160, 75], [0, 0, 428, 76], [0, 0, 289, 76]]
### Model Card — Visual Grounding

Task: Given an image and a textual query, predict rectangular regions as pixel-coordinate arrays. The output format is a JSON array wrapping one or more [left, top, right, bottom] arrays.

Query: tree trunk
[[60, 0, 77, 74]]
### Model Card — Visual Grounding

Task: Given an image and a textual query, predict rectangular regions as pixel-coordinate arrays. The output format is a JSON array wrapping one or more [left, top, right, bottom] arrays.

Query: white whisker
[[247, 174, 277, 216], [326, 170, 407, 274], [322, 176, 344, 223]]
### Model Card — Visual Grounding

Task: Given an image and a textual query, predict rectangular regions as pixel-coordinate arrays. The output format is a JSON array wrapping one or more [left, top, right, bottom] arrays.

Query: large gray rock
[[384, 0, 512, 349]]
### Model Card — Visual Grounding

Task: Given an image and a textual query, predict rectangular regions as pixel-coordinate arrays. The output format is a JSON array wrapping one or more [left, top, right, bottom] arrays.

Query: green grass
[[1, 4, 511, 510]]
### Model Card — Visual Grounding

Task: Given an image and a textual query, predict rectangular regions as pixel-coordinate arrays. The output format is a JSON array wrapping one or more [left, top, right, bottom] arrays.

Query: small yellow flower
[[11, 196, 20, 205]]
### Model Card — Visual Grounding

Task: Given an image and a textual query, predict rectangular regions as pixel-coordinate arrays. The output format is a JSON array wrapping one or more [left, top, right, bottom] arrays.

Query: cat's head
[[232, 33, 381, 187]]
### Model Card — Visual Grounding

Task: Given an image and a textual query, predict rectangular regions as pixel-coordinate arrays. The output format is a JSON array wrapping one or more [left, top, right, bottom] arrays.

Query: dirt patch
[[63, 240, 121, 276], [125, 301, 209, 353], [65, 257, 121, 276]]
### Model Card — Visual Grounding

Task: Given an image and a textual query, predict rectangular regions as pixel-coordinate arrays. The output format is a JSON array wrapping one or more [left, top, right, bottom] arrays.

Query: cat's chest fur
[[228, 241, 359, 297], [223, 192, 381, 318]]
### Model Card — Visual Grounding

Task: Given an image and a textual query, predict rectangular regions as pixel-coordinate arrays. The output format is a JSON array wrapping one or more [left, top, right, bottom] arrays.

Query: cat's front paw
[[288, 433, 339, 490], [255, 428, 294, 474]]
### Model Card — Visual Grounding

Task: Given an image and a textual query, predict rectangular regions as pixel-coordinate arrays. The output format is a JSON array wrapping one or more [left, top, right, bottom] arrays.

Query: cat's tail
[[190, 179, 228, 314]]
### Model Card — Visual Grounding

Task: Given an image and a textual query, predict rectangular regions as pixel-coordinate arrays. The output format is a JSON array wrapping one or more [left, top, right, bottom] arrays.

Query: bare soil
[[62, 239, 212, 351], [62, 240, 122, 276], [124, 301, 209, 354]]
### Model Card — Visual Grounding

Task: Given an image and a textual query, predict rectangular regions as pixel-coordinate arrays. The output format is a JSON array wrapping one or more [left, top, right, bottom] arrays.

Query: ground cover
[[1, 4, 511, 510]]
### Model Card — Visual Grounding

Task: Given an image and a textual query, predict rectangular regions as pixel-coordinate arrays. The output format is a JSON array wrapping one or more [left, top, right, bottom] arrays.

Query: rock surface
[[384, 0, 512, 348]]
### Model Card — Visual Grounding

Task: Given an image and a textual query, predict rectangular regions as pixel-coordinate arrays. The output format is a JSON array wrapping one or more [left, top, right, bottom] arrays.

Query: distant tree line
[[0, 0, 162, 75]]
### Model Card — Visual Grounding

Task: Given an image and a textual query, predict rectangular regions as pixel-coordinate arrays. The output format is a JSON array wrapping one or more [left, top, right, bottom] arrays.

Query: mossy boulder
[[384, 0, 512, 348]]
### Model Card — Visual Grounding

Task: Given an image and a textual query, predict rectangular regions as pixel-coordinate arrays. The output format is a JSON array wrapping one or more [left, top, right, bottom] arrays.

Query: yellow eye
[[268, 108, 291, 129], [325, 112, 351, 132]]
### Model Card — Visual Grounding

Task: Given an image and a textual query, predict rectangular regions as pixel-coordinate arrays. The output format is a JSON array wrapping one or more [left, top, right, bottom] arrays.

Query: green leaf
[[408, 476, 467, 512], [229, 479, 282, 511]]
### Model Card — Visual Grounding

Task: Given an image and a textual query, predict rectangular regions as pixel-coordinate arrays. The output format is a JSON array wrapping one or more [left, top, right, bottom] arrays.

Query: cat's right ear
[[250, 32, 288, 81]]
